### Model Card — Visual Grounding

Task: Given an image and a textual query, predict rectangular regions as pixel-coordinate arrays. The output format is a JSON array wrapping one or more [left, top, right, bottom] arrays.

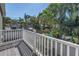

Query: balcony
[[0, 29, 79, 56]]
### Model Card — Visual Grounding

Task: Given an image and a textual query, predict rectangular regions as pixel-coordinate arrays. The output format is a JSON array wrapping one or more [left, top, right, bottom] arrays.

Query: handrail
[[0, 29, 79, 56], [0, 29, 22, 43], [24, 30, 79, 56], [36, 33, 79, 48], [25, 30, 79, 48]]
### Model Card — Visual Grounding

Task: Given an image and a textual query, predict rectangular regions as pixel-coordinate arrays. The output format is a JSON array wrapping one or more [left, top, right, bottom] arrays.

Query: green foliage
[[51, 28, 62, 38], [3, 4, 79, 44], [72, 31, 79, 44], [3, 16, 14, 29]]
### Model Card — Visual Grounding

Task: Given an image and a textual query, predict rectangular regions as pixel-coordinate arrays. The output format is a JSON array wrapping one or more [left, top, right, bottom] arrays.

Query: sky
[[5, 3, 49, 19]]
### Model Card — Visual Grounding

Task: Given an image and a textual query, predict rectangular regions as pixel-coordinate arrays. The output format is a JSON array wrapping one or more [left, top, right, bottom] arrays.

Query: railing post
[[67, 46, 70, 56], [60, 43, 63, 56], [75, 47, 78, 56]]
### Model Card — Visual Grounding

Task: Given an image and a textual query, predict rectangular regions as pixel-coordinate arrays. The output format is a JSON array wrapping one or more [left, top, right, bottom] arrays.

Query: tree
[[3, 17, 12, 29], [18, 17, 27, 28]]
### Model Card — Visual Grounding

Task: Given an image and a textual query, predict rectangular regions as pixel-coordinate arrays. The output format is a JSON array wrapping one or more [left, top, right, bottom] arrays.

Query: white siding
[[0, 12, 2, 43], [0, 12, 2, 30]]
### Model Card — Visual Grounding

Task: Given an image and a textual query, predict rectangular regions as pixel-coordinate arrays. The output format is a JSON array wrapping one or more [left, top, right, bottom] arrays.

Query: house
[[0, 3, 6, 30], [10, 23, 21, 29], [5, 23, 21, 30]]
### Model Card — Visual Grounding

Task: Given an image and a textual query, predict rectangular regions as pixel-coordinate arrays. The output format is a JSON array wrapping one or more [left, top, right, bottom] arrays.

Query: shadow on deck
[[0, 39, 37, 56]]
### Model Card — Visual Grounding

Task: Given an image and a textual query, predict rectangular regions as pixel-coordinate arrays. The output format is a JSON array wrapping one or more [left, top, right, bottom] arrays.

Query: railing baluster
[[51, 39, 53, 56], [36, 34, 37, 49], [37, 34, 38, 50], [67, 46, 70, 56], [1, 30, 2, 42], [43, 37, 44, 56], [17, 30, 21, 39], [6, 30, 8, 42], [15, 30, 16, 40], [14, 30, 15, 40], [3, 30, 4, 42], [4, 30, 6, 42], [16, 30, 17, 39], [46, 38, 49, 56], [55, 41, 57, 56], [12, 30, 13, 41], [9, 30, 10, 41], [37, 35, 39, 51], [6, 30, 10, 42], [60, 43, 63, 56], [6, 30, 7, 42], [17, 30, 18, 39], [21, 30, 22, 39], [42, 36, 44, 55], [40, 36, 42, 53], [1, 30, 3, 43], [18, 30, 19, 39], [20, 30, 21, 39], [13, 30, 15, 40], [75, 47, 78, 56], [44, 37, 46, 56], [39, 35, 40, 52], [16, 30, 18, 39], [13, 30, 14, 40], [34, 34, 36, 49], [12, 30, 14, 40], [47, 39, 49, 56], [10, 30, 11, 41], [38, 35, 40, 52], [16, 30, 17, 40], [10, 30, 12, 41], [38, 35, 39, 51]]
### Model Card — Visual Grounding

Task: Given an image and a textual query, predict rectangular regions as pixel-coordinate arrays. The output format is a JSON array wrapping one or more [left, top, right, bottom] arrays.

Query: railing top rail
[[36, 32, 79, 48], [25, 30, 79, 48], [0, 29, 22, 31], [2, 29, 79, 48]]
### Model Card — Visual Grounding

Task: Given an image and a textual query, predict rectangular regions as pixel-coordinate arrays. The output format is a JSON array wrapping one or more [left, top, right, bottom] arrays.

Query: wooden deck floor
[[0, 40, 37, 56], [0, 47, 20, 56]]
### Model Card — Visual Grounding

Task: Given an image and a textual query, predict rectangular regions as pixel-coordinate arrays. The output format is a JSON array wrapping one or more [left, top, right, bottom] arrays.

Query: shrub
[[52, 28, 62, 38]]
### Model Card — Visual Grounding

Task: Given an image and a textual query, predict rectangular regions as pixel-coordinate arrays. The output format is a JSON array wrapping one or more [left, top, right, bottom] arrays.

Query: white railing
[[0, 29, 22, 43], [0, 29, 79, 56], [23, 30, 79, 56]]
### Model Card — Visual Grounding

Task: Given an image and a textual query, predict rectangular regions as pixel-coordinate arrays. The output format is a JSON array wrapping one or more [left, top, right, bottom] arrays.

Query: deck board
[[0, 47, 20, 56]]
